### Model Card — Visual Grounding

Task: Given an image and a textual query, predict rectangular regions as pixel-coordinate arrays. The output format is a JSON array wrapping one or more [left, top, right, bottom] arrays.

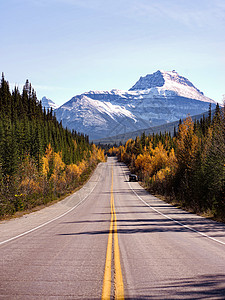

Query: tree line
[[0, 74, 105, 218], [109, 104, 225, 222]]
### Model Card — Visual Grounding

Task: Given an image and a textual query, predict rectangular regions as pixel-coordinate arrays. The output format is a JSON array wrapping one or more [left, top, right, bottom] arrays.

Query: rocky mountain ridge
[[41, 96, 59, 110], [43, 70, 216, 140]]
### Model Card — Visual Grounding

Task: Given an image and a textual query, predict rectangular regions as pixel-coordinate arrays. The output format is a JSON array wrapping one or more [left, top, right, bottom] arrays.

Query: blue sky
[[1, 0, 225, 105]]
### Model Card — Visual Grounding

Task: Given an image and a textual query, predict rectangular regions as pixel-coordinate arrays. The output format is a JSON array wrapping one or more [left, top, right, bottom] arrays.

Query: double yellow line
[[102, 167, 124, 300]]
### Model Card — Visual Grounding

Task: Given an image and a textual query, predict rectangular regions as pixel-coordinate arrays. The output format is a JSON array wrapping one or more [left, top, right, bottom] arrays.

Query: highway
[[1, 157, 225, 299]]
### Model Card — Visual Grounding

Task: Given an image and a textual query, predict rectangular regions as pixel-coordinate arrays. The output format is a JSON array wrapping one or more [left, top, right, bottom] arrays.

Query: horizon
[[1, 0, 225, 105]]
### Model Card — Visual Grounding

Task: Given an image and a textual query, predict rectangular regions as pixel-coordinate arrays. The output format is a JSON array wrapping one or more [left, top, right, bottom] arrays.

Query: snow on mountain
[[55, 95, 149, 140], [129, 70, 214, 103], [41, 96, 59, 110], [54, 70, 216, 140]]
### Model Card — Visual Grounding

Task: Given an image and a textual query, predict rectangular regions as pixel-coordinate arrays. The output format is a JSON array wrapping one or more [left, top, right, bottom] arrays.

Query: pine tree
[[1, 119, 18, 177], [207, 103, 212, 127]]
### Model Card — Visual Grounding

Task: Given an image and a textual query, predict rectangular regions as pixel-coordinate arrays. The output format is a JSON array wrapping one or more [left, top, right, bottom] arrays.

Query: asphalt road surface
[[1, 157, 225, 299]]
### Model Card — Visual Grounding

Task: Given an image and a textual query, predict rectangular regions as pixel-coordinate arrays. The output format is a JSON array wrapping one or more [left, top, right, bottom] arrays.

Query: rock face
[[129, 70, 165, 90], [130, 70, 201, 92], [54, 70, 216, 140]]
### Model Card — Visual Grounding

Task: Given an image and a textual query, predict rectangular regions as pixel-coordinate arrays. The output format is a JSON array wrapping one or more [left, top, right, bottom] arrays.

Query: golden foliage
[[53, 152, 65, 175], [90, 144, 105, 164], [42, 144, 53, 177], [19, 156, 42, 195], [176, 116, 199, 169], [66, 163, 82, 181], [153, 167, 171, 182], [135, 142, 174, 178], [108, 146, 120, 156], [42, 156, 49, 177], [18, 143, 105, 197]]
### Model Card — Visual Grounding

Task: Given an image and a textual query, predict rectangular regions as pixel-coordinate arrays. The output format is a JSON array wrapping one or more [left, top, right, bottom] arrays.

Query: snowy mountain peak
[[54, 70, 216, 140], [130, 70, 200, 92], [41, 96, 59, 110], [129, 70, 165, 90], [160, 70, 201, 91]]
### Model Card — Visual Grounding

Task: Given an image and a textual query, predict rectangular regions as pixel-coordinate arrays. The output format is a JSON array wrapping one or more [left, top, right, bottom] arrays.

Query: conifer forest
[[0, 74, 105, 218], [109, 104, 225, 222]]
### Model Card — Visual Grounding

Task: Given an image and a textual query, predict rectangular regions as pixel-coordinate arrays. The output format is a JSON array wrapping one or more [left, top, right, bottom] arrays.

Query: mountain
[[41, 96, 59, 110], [54, 70, 216, 140], [55, 95, 150, 139], [129, 70, 205, 98], [94, 109, 214, 145]]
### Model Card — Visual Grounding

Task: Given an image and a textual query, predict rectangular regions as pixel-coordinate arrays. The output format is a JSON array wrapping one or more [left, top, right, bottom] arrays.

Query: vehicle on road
[[129, 174, 138, 182]]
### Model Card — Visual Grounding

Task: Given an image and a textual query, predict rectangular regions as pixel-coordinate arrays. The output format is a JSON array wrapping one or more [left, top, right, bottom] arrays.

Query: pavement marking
[[102, 167, 125, 300], [101, 199, 114, 299], [113, 200, 125, 300], [127, 177, 225, 246], [0, 172, 100, 246]]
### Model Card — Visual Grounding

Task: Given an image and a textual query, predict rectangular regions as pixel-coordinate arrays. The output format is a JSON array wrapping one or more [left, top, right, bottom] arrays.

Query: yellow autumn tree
[[89, 144, 105, 165], [167, 148, 178, 174], [108, 146, 119, 156], [66, 163, 82, 183], [176, 116, 199, 170], [19, 155, 42, 196], [135, 141, 177, 184], [42, 143, 53, 178], [135, 153, 153, 178], [150, 142, 169, 174], [96, 147, 105, 162], [51, 151, 66, 193], [153, 167, 171, 182], [42, 145, 67, 193]]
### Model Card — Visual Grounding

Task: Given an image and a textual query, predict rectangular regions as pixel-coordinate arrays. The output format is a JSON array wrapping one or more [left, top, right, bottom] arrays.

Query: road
[[1, 157, 225, 299]]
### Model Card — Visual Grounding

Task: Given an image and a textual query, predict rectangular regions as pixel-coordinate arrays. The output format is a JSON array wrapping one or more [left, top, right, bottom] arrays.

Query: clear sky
[[1, 0, 225, 105]]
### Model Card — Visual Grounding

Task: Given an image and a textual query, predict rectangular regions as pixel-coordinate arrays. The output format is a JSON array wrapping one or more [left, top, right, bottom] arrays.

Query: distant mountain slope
[[41, 96, 59, 110], [54, 70, 216, 140], [55, 95, 150, 140], [93, 110, 212, 145]]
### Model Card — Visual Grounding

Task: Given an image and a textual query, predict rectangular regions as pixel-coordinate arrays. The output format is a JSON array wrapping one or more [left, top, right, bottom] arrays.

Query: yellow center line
[[113, 197, 125, 300], [101, 205, 113, 299], [102, 166, 125, 300]]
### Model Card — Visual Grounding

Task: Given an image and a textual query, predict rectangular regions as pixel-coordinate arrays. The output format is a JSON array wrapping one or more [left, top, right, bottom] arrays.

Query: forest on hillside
[[109, 104, 225, 222], [0, 74, 105, 218]]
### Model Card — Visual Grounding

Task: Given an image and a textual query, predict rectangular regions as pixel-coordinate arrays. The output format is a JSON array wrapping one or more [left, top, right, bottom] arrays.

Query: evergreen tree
[[0, 75, 96, 217]]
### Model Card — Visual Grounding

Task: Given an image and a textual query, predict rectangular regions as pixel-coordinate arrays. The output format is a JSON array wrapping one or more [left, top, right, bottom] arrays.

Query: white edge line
[[123, 167, 225, 246], [0, 171, 100, 246]]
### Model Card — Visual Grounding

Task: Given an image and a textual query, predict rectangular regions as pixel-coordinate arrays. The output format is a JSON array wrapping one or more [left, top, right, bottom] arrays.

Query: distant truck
[[129, 174, 138, 182]]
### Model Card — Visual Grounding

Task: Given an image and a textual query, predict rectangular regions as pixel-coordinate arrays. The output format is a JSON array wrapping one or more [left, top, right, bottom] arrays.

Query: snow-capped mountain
[[55, 95, 149, 139], [41, 96, 59, 110], [129, 70, 209, 102], [54, 70, 216, 140]]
